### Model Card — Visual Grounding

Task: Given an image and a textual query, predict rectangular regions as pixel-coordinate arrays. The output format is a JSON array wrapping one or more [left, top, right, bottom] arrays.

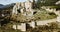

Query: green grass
[[11, 9, 57, 22], [33, 10, 57, 21]]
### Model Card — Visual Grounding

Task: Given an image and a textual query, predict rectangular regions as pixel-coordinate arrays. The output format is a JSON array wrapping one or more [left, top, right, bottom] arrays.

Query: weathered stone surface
[[28, 21, 35, 28], [12, 0, 33, 16], [13, 23, 26, 31], [36, 18, 57, 25], [17, 23, 26, 31], [13, 25, 16, 29]]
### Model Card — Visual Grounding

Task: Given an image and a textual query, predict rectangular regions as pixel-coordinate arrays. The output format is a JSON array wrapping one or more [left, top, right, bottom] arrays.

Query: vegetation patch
[[33, 10, 57, 21]]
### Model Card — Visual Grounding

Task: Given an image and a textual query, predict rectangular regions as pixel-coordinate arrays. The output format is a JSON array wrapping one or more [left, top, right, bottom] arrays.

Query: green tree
[[36, 0, 59, 9]]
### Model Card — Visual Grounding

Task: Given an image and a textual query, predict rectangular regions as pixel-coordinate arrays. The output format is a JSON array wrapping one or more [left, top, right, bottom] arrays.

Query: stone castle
[[12, 0, 35, 16], [11, 0, 60, 32], [12, 0, 35, 31]]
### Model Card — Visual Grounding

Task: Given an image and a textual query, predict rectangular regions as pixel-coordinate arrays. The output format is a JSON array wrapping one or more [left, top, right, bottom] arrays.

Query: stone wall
[[28, 21, 35, 28], [41, 6, 56, 12], [36, 18, 57, 25], [13, 23, 26, 31]]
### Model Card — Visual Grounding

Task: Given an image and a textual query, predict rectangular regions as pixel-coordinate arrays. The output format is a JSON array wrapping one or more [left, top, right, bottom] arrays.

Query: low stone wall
[[28, 21, 35, 28], [13, 23, 26, 31], [36, 18, 57, 25], [57, 16, 60, 22]]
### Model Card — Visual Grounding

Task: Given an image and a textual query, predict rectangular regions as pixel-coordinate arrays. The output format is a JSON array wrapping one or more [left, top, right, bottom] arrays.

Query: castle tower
[[25, 0, 32, 12], [24, 0, 33, 16], [12, 2, 20, 15]]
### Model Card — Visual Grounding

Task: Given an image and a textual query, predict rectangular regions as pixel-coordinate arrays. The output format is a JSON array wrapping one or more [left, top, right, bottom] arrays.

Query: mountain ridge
[[0, 3, 16, 9]]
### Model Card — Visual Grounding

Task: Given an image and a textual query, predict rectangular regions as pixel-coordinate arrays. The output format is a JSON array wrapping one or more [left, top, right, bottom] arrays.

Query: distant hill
[[0, 4, 4, 9], [0, 4, 4, 6], [0, 3, 16, 10]]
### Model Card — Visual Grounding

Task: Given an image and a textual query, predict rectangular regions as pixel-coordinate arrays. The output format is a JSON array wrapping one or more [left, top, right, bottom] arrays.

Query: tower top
[[27, 0, 30, 1], [26, 0, 31, 3], [26, 0, 36, 2]]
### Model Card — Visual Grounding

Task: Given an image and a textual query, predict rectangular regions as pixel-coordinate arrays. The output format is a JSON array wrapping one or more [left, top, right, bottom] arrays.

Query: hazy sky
[[0, 0, 27, 5]]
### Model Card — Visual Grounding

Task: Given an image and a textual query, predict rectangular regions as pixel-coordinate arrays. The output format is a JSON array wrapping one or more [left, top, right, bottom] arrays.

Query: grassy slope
[[33, 9, 57, 21], [0, 9, 57, 32]]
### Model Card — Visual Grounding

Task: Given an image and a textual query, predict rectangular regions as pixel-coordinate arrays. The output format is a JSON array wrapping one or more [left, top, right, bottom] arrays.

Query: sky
[[0, 0, 27, 5]]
